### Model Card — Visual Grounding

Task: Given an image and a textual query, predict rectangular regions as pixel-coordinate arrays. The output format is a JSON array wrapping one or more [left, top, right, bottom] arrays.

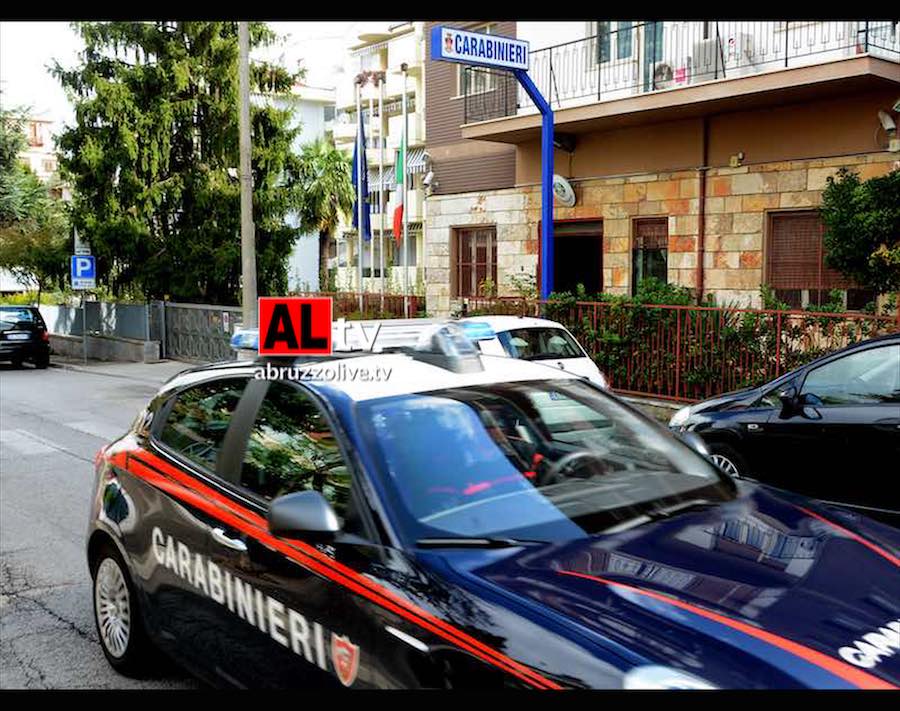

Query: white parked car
[[457, 315, 609, 389]]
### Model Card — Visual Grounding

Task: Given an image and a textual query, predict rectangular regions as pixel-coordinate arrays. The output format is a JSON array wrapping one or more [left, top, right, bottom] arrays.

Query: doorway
[[553, 220, 603, 296]]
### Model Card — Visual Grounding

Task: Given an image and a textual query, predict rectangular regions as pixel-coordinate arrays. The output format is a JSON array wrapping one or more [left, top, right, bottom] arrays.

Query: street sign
[[71, 255, 96, 290], [430, 26, 529, 71], [73, 227, 91, 256], [430, 25, 554, 299]]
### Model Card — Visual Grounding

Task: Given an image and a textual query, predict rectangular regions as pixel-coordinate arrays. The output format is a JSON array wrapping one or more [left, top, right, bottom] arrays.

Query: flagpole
[[378, 73, 385, 311], [355, 77, 364, 314], [401, 62, 409, 318], [368, 92, 375, 300]]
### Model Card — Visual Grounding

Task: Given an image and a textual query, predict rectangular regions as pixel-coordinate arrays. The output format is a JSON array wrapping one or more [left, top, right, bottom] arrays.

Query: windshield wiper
[[603, 499, 718, 534], [415, 536, 545, 549], [644, 499, 717, 520]]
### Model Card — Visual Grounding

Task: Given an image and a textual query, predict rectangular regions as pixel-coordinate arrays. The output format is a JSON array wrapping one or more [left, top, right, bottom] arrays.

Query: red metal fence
[[461, 297, 900, 402], [292, 292, 423, 320]]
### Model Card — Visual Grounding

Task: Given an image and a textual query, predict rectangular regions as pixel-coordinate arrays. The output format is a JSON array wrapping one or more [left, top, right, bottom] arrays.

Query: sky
[[0, 21, 356, 138]]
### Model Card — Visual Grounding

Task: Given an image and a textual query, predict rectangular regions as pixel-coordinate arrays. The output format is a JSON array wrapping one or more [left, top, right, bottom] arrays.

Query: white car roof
[[171, 352, 582, 403], [458, 315, 570, 332], [316, 352, 580, 401]]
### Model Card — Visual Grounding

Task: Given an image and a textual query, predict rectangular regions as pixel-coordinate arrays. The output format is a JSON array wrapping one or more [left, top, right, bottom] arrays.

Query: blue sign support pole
[[430, 26, 554, 298], [514, 69, 554, 299]]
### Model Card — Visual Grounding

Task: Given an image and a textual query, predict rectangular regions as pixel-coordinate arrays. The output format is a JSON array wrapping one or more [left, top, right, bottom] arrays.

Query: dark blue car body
[[87, 355, 900, 690]]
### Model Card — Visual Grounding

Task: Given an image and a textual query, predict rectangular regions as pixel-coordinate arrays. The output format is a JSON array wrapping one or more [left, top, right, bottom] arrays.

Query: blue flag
[[351, 111, 371, 242]]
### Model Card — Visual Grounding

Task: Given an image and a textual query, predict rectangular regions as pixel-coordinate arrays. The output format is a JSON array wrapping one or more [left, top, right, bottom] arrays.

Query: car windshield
[[359, 379, 733, 543], [497, 327, 583, 361], [0, 307, 38, 330]]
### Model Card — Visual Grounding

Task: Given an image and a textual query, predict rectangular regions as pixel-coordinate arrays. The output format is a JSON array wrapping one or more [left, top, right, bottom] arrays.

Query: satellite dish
[[553, 174, 576, 207]]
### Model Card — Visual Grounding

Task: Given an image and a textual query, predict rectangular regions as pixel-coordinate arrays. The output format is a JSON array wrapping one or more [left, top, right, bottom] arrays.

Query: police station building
[[422, 20, 900, 315]]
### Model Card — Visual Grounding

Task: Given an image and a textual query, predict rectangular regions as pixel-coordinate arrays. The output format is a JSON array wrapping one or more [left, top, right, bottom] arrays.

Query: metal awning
[[407, 147, 426, 173], [367, 168, 396, 192]]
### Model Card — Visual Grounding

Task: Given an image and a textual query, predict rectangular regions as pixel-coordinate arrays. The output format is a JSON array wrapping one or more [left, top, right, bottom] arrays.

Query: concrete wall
[[39, 302, 149, 340], [50, 334, 160, 363]]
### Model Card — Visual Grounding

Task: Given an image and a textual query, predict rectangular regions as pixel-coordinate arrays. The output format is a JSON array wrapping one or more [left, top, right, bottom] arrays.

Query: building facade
[[254, 83, 336, 292], [424, 21, 900, 315], [331, 22, 428, 296]]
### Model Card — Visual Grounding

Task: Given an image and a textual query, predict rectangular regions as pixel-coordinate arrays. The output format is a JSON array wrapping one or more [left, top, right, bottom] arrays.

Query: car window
[[801, 345, 900, 405], [158, 378, 249, 472], [497, 328, 583, 361], [0, 307, 39, 329], [360, 379, 731, 543], [240, 383, 352, 522]]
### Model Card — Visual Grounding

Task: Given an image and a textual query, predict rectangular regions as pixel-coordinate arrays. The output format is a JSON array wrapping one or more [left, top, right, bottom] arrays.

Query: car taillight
[[40, 330, 49, 342]]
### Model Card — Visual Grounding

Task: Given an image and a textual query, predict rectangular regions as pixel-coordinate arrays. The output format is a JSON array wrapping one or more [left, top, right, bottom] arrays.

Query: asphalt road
[[0, 358, 200, 689]]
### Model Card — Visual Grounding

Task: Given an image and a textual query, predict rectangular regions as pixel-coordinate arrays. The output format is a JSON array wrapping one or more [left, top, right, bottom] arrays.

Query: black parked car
[[0, 306, 50, 369], [669, 333, 900, 525]]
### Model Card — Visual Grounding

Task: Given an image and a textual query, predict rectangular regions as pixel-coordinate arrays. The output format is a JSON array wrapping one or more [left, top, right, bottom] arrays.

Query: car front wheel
[[91, 543, 156, 676], [707, 443, 749, 479]]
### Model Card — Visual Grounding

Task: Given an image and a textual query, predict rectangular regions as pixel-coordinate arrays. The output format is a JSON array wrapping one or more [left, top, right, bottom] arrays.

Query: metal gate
[[161, 302, 242, 362]]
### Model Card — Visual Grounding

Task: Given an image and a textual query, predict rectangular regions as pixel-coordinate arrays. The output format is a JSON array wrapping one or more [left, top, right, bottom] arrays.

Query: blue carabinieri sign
[[430, 26, 529, 71]]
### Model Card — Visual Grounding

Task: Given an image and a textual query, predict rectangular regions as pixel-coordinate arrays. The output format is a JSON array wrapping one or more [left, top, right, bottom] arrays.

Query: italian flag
[[392, 133, 405, 245]]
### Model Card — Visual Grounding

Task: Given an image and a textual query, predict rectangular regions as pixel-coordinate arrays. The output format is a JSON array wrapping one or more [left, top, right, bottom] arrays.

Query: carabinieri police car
[[88, 322, 900, 689]]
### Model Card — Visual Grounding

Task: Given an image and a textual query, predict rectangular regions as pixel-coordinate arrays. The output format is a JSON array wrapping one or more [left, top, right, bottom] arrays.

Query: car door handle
[[211, 527, 248, 552], [747, 423, 762, 432]]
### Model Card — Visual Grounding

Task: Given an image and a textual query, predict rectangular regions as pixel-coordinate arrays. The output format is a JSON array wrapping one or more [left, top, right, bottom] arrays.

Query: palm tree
[[295, 139, 354, 291]]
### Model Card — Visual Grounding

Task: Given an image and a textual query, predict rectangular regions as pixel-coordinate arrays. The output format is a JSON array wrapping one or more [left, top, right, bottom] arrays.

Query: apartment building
[[254, 82, 336, 292], [331, 21, 427, 295], [424, 21, 900, 315]]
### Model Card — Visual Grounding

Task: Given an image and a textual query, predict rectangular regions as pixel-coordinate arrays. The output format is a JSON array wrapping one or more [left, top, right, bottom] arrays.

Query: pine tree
[[53, 22, 304, 304]]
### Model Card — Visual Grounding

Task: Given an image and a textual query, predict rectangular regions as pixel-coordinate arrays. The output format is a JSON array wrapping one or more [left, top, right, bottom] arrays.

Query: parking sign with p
[[71, 255, 96, 290]]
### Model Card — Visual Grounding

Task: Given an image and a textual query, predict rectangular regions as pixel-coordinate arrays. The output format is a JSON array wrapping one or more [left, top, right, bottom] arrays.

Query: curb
[[49, 359, 189, 385]]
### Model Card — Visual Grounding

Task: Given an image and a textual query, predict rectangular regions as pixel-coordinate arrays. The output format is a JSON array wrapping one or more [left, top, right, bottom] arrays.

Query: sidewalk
[[49, 355, 196, 385]]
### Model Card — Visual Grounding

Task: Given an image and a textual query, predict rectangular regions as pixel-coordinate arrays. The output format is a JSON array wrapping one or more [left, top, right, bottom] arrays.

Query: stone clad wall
[[424, 152, 899, 315], [425, 188, 537, 316]]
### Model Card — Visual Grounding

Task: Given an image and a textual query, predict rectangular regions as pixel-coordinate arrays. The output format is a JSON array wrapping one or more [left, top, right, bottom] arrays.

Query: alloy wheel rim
[[95, 558, 131, 658], [711, 454, 741, 478]]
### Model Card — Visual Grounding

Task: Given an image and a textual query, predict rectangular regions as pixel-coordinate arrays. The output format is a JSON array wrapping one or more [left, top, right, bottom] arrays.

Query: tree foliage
[[293, 138, 354, 290], [53, 22, 306, 304], [820, 167, 900, 295], [0, 105, 69, 300]]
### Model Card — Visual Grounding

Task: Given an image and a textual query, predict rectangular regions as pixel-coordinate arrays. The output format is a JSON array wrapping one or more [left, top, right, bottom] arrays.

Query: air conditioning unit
[[652, 61, 675, 89], [690, 38, 725, 84]]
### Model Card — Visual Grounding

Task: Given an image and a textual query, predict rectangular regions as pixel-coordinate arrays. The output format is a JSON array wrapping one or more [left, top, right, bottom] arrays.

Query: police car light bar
[[410, 322, 484, 374], [457, 321, 496, 342], [230, 328, 259, 351]]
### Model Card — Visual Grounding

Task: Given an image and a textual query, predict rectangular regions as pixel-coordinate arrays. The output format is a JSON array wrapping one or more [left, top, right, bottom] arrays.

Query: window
[[361, 239, 385, 277], [158, 379, 248, 472], [456, 24, 496, 96], [597, 22, 610, 63], [28, 122, 43, 147], [240, 383, 352, 521], [800, 345, 900, 406], [391, 233, 418, 267], [617, 21, 633, 59], [498, 328, 584, 361], [632, 218, 668, 294], [767, 211, 875, 310], [454, 227, 497, 297], [598, 21, 636, 63]]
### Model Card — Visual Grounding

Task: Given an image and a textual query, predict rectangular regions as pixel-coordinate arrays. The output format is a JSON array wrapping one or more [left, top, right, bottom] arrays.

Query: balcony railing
[[464, 21, 900, 124]]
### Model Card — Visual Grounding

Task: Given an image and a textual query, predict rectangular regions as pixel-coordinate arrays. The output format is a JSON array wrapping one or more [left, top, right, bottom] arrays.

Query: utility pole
[[238, 21, 258, 328]]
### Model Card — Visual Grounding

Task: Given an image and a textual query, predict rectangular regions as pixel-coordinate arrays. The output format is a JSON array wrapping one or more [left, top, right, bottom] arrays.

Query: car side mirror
[[778, 387, 798, 418], [268, 490, 340, 542], [677, 431, 710, 458]]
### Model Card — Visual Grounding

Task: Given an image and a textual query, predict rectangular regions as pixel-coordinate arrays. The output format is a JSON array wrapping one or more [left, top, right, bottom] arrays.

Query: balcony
[[387, 30, 422, 74], [387, 112, 424, 147], [462, 21, 900, 139]]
